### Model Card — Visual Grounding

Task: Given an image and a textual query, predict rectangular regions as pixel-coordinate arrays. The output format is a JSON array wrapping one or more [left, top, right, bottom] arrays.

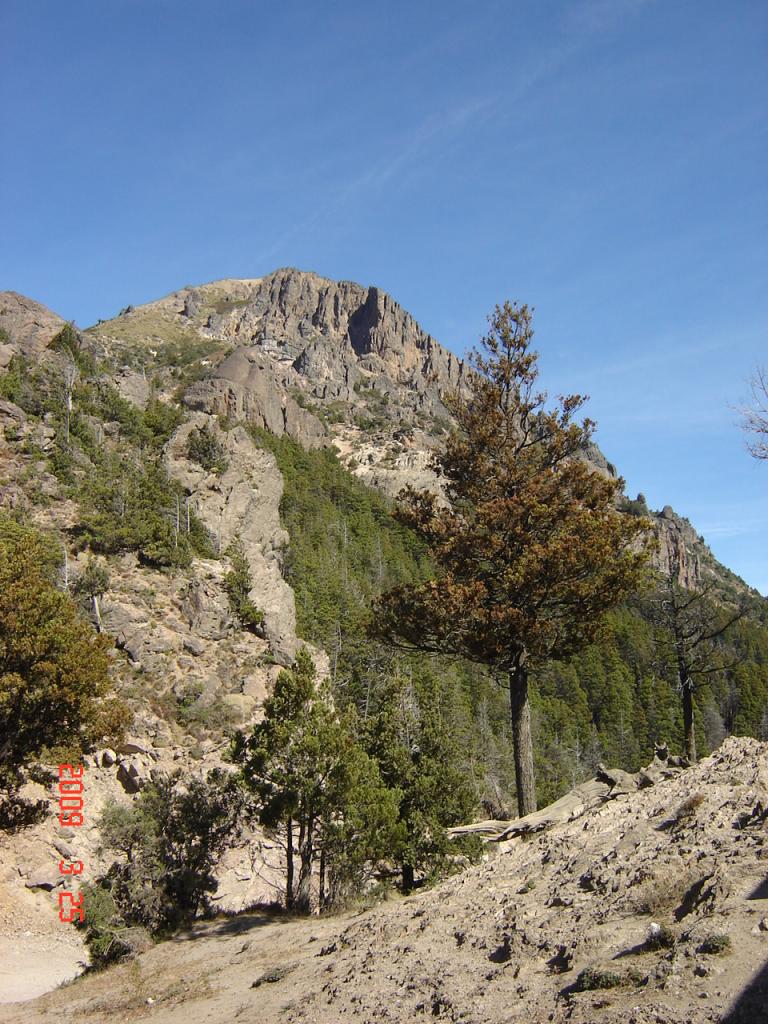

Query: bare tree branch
[[742, 366, 768, 460]]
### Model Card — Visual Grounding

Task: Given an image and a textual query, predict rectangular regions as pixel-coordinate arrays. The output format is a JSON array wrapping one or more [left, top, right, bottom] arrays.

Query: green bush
[[0, 355, 51, 416], [78, 383, 184, 448], [95, 770, 249, 939], [76, 883, 149, 968], [575, 967, 622, 991], [186, 424, 228, 474], [645, 923, 676, 950], [77, 456, 214, 568], [700, 934, 731, 955], [50, 324, 97, 376], [223, 536, 264, 630]]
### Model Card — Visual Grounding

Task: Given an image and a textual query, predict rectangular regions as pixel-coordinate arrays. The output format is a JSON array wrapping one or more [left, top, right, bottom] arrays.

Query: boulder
[[25, 866, 63, 891]]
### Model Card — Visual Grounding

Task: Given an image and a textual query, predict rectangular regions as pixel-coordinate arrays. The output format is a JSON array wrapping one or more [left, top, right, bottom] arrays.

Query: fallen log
[[448, 745, 684, 843]]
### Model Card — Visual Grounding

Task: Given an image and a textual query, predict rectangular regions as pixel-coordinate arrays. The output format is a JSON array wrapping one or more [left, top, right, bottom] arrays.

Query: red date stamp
[[56, 764, 85, 924]]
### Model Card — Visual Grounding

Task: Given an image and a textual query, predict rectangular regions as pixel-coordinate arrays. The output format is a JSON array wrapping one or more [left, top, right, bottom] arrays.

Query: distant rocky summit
[[85, 268, 740, 592]]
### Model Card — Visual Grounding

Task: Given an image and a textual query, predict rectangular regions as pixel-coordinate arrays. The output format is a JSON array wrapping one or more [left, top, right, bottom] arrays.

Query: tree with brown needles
[[373, 302, 653, 815]]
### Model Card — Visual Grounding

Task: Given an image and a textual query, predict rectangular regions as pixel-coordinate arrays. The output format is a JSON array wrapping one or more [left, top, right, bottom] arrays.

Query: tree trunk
[[319, 848, 326, 911], [296, 811, 314, 914], [286, 817, 294, 911], [681, 677, 697, 763], [677, 651, 697, 763], [92, 594, 102, 633], [509, 662, 537, 816], [402, 863, 415, 894]]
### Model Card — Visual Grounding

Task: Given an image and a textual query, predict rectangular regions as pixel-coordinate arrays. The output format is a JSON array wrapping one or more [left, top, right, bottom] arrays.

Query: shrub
[[645, 923, 676, 950], [575, 966, 622, 991], [76, 883, 150, 968], [700, 934, 731, 955], [673, 792, 706, 824], [50, 324, 97, 376], [186, 424, 228, 474], [223, 536, 264, 631], [78, 383, 184, 449], [96, 770, 249, 939], [0, 355, 50, 416]]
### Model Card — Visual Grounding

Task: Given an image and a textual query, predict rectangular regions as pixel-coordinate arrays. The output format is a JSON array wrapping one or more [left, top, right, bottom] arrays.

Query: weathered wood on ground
[[448, 746, 686, 842]]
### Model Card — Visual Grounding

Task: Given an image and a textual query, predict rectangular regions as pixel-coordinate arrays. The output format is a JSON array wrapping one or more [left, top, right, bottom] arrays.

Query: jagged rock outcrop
[[0, 291, 65, 368], [164, 413, 297, 663], [91, 268, 467, 468], [194, 269, 465, 395], [653, 505, 704, 589], [184, 348, 327, 449]]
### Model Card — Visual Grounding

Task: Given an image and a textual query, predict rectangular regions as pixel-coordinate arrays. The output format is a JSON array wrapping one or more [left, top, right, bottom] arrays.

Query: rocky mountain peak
[[83, 269, 754, 596]]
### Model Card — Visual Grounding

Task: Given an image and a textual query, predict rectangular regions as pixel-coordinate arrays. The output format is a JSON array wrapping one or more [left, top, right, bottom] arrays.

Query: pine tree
[[223, 536, 264, 631], [0, 517, 127, 820], [360, 666, 479, 891], [234, 649, 399, 912], [374, 302, 652, 815]]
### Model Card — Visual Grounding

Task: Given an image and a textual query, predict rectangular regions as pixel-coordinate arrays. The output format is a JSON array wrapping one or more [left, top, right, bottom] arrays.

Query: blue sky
[[2, 1, 766, 590]]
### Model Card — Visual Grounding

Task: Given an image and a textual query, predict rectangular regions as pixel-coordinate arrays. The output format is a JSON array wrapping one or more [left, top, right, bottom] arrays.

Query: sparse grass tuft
[[575, 966, 622, 991], [633, 870, 694, 916], [645, 923, 676, 950], [699, 934, 731, 955], [673, 792, 706, 823]]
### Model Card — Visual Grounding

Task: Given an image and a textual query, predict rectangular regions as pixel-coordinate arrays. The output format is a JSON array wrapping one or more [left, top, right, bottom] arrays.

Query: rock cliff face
[[91, 268, 466, 491], [0, 291, 65, 368], [28, 268, 747, 597], [163, 413, 297, 663], [191, 269, 465, 396], [653, 505, 704, 589]]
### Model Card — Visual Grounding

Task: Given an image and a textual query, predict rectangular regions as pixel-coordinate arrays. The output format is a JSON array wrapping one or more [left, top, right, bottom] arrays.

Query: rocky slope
[[0, 273, 761, 1006], [1, 737, 765, 1024], [86, 268, 745, 592]]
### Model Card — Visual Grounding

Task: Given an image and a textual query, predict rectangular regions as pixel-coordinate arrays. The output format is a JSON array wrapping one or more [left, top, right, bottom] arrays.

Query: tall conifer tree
[[374, 302, 652, 814]]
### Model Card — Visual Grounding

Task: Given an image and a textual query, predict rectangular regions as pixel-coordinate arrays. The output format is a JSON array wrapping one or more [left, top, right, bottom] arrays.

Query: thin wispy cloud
[[563, 0, 657, 36], [256, 29, 591, 266], [255, 93, 498, 264]]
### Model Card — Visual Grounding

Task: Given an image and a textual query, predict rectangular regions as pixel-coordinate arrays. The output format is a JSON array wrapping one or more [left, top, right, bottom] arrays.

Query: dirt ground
[[0, 935, 84, 1005], [0, 907, 349, 1024], [0, 737, 766, 1024]]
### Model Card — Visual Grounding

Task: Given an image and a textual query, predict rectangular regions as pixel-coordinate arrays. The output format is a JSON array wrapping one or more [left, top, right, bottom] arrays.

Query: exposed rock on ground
[[2, 738, 765, 1023]]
